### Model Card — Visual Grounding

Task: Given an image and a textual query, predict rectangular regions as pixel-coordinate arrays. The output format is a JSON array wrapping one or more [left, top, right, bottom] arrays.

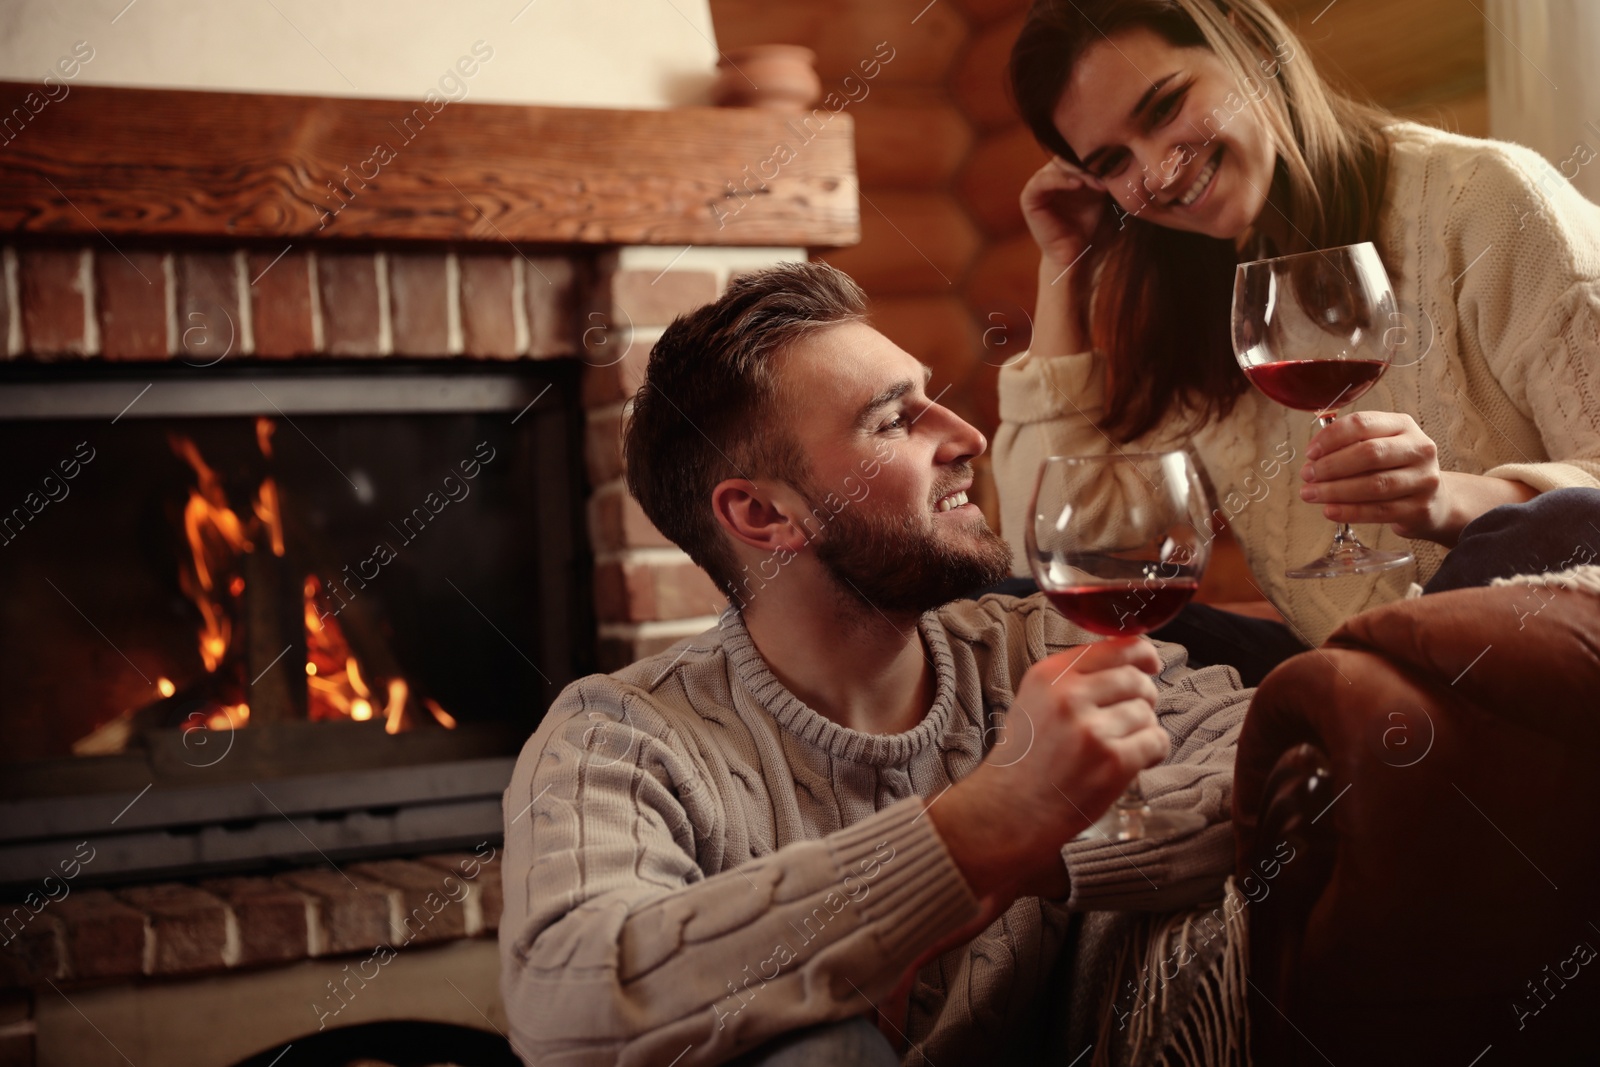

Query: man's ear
[[710, 478, 809, 554]]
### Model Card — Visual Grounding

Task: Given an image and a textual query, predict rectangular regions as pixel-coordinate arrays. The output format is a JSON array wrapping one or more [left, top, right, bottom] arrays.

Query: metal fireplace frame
[[0, 360, 589, 892]]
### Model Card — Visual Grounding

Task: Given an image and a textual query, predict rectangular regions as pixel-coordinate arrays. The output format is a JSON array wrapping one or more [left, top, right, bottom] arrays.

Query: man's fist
[[928, 637, 1168, 906]]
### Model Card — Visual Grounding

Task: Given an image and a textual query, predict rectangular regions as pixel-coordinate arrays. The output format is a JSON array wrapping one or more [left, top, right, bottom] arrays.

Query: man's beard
[[806, 480, 1015, 616]]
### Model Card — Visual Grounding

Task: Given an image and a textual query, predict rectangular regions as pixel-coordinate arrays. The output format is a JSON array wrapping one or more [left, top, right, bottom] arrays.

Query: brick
[[459, 253, 517, 357], [387, 252, 449, 356], [0, 907, 64, 986], [95, 250, 167, 359], [51, 889, 145, 981], [581, 330, 651, 407], [248, 247, 315, 357], [115, 884, 227, 975], [525, 254, 580, 357], [175, 250, 240, 366], [590, 490, 673, 553], [610, 269, 718, 328], [199, 876, 310, 966], [594, 559, 724, 623], [347, 860, 466, 946], [18, 246, 88, 356], [585, 405, 626, 486], [276, 869, 395, 956], [416, 851, 503, 934], [316, 251, 381, 356]]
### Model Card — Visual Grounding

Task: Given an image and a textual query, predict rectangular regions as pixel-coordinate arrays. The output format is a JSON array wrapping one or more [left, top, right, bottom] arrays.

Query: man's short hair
[[622, 260, 869, 595]]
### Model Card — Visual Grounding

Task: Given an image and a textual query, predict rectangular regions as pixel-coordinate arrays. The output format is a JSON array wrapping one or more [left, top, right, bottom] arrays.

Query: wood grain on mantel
[[0, 81, 859, 248]]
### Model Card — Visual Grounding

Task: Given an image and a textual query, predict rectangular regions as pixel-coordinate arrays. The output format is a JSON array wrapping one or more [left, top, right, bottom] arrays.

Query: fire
[[73, 423, 456, 755]]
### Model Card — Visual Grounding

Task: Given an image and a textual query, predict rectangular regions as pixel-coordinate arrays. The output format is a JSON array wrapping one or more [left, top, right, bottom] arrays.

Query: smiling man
[[497, 261, 1250, 1066]]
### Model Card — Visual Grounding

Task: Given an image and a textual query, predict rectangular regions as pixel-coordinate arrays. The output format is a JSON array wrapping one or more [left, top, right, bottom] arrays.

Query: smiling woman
[[992, 0, 1600, 652]]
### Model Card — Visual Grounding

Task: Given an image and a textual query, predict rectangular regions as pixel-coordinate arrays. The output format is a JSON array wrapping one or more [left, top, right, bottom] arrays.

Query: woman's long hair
[[1009, 0, 1394, 442]]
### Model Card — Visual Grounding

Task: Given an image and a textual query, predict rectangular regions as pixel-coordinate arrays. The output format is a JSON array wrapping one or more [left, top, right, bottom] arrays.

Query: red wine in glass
[[1025, 452, 1213, 841], [1232, 243, 1415, 578], [1042, 580, 1201, 637], [1242, 358, 1387, 415]]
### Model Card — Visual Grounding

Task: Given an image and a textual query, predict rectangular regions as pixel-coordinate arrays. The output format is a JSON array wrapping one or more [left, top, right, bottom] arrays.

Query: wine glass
[[1232, 241, 1414, 579], [1025, 452, 1212, 841]]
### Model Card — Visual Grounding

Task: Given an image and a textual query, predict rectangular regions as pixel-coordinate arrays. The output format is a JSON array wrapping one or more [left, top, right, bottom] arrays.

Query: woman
[[991, 0, 1600, 670]]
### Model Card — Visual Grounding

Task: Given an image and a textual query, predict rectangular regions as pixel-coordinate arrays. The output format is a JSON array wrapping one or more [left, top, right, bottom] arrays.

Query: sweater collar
[[716, 602, 960, 767]]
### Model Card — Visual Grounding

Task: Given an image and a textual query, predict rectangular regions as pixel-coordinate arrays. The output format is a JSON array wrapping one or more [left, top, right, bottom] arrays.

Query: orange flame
[[75, 424, 456, 756]]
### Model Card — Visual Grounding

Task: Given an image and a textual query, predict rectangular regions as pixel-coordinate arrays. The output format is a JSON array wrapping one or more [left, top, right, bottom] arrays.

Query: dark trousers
[[974, 487, 1600, 688]]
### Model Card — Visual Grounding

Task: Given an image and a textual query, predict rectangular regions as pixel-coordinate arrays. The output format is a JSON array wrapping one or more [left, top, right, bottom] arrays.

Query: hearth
[[0, 359, 591, 891]]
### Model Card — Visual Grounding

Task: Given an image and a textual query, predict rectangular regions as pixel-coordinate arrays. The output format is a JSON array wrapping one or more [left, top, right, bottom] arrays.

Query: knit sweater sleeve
[[992, 349, 1105, 575], [497, 679, 981, 1067], [992, 349, 1187, 575], [1448, 141, 1600, 493]]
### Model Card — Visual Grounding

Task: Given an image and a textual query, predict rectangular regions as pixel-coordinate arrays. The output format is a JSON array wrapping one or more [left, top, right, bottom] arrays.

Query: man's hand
[[872, 638, 1166, 1050], [1301, 411, 1536, 545], [926, 636, 1168, 914]]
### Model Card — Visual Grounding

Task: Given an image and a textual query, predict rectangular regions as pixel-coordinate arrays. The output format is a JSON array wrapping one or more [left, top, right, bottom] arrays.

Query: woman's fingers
[[1317, 496, 1432, 525], [1049, 154, 1105, 190], [1302, 466, 1440, 504]]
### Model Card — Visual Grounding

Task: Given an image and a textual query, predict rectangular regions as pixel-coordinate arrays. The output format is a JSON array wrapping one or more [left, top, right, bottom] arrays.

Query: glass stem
[[1316, 413, 1362, 546]]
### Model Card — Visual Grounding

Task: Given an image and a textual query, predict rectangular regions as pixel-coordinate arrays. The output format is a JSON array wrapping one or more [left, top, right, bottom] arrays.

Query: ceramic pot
[[711, 44, 822, 115]]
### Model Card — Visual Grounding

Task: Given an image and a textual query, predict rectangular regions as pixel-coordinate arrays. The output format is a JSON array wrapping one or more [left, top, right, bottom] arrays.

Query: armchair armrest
[[1233, 583, 1600, 1063]]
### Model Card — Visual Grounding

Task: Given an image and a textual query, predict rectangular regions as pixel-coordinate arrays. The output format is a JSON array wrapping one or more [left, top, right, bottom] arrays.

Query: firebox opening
[[0, 360, 594, 795]]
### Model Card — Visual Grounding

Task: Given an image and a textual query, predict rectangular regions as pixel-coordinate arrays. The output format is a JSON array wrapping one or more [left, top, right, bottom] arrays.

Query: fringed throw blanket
[[1088, 876, 1252, 1067]]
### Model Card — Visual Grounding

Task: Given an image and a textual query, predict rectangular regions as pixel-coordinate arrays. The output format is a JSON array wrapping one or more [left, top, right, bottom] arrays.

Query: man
[[498, 262, 1248, 1065]]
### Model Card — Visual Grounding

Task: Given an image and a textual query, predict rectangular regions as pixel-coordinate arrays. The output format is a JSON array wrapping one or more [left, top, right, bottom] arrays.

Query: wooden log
[[964, 232, 1042, 331], [952, 13, 1027, 132], [1273, 0, 1483, 110], [0, 81, 858, 248], [954, 0, 1032, 28], [853, 90, 973, 190], [242, 536, 306, 725], [818, 191, 980, 296], [869, 294, 983, 389], [958, 125, 1049, 238]]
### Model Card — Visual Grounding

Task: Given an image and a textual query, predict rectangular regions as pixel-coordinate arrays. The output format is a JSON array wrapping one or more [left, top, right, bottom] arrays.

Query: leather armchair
[[1233, 579, 1600, 1064]]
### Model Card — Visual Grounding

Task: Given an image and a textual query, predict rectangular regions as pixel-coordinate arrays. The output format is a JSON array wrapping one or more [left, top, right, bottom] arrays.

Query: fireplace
[[0, 358, 590, 890], [0, 70, 855, 1067]]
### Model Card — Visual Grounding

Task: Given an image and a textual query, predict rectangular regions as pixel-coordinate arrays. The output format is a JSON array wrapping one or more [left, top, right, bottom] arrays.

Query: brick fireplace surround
[[0, 235, 806, 1067], [0, 76, 856, 1066]]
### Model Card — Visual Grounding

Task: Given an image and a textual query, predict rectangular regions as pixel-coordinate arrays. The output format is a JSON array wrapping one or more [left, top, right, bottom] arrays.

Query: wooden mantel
[[0, 80, 858, 248]]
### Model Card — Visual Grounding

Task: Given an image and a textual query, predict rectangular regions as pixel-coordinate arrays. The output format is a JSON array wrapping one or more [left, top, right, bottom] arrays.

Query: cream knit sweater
[[994, 121, 1600, 646], [498, 593, 1249, 1066]]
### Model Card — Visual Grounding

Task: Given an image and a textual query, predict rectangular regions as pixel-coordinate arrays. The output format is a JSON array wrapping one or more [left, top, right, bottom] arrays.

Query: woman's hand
[[1301, 411, 1536, 546], [1021, 155, 1109, 270]]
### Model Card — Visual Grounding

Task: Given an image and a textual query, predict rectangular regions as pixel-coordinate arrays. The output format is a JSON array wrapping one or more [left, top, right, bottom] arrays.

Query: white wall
[[1487, 0, 1600, 202], [0, 0, 721, 109]]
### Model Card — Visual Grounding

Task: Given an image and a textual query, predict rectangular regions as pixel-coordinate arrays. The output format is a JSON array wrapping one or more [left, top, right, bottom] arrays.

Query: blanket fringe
[[1092, 877, 1252, 1067]]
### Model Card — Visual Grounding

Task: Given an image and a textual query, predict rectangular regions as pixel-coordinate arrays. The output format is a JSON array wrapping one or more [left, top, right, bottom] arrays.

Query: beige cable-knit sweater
[[994, 121, 1600, 646], [498, 593, 1249, 1066]]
